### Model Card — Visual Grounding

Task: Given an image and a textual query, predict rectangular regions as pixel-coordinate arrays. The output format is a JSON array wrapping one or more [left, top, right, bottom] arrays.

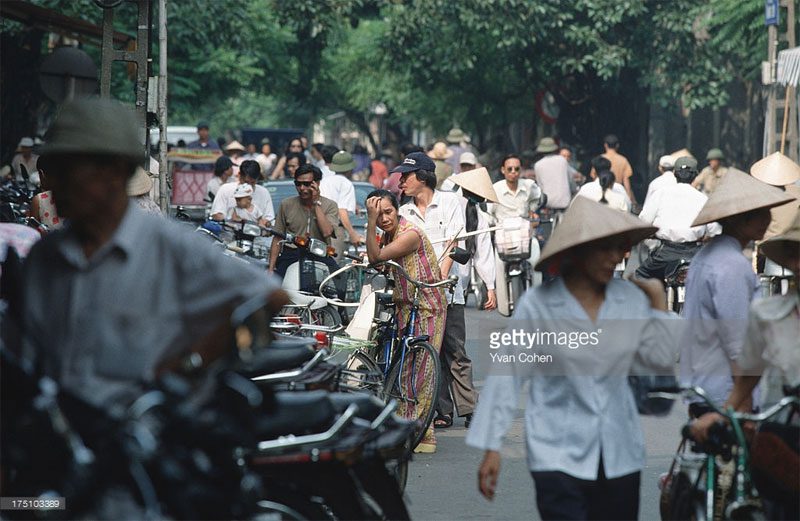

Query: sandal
[[434, 414, 453, 428]]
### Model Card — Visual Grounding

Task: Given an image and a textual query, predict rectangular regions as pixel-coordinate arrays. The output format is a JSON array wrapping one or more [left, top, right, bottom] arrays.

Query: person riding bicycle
[[636, 156, 720, 281], [680, 169, 796, 416], [689, 210, 799, 520], [365, 188, 447, 454]]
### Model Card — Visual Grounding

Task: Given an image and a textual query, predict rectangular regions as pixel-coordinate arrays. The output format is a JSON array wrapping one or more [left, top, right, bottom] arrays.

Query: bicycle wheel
[[382, 341, 440, 449], [339, 351, 384, 395], [509, 275, 525, 314]]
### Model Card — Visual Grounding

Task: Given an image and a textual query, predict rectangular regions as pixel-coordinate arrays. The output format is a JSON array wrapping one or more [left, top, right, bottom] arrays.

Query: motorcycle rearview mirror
[[449, 247, 471, 265], [370, 274, 387, 291]]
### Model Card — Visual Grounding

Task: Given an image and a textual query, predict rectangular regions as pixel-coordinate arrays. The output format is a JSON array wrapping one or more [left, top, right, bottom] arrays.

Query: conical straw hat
[[127, 166, 153, 196], [535, 197, 657, 271], [225, 140, 245, 152], [450, 167, 498, 203], [759, 209, 800, 269], [669, 148, 694, 164], [691, 168, 797, 226], [428, 141, 453, 160], [750, 152, 800, 186]]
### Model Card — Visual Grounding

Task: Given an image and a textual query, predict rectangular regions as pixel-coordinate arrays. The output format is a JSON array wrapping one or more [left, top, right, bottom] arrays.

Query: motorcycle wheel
[[472, 280, 488, 310], [308, 305, 342, 327], [381, 341, 440, 449]]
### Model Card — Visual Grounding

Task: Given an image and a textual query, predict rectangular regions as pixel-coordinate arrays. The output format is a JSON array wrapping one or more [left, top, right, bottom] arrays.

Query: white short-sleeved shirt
[[319, 174, 356, 213], [211, 182, 275, 224]]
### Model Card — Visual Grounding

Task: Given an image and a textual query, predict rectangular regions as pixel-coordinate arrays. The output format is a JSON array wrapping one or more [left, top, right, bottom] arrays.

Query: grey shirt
[[21, 204, 279, 410], [679, 234, 760, 406]]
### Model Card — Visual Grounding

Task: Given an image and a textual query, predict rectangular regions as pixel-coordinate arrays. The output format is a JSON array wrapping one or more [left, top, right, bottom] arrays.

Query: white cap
[[658, 155, 674, 169], [459, 151, 477, 166], [17, 137, 34, 148], [234, 183, 254, 198]]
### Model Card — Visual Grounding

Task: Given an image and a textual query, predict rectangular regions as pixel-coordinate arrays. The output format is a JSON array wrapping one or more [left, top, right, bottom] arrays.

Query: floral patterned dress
[[384, 217, 447, 447]]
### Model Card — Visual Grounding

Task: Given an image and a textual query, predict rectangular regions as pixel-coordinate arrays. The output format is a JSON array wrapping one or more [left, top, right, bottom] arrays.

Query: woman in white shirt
[[575, 156, 631, 213], [467, 197, 677, 520]]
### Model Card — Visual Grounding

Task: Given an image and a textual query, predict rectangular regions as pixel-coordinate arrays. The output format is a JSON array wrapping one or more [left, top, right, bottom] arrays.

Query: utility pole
[[764, 0, 798, 161]]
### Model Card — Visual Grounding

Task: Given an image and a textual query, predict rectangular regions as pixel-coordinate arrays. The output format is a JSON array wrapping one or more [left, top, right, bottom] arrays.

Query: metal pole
[[157, 0, 169, 213]]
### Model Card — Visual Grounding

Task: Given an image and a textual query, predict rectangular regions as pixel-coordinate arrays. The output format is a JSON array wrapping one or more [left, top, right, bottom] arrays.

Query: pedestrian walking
[[468, 196, 677, 521]]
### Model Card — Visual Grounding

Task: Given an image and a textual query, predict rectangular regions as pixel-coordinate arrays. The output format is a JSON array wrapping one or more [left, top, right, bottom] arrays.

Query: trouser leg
[[444, 305, 477, 416], [587, 458, 640, 521], [532, 470, 590, 520]]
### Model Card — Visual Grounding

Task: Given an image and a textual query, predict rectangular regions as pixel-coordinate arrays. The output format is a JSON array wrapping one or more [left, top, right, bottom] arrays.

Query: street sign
[[765, 0, 779, 26]]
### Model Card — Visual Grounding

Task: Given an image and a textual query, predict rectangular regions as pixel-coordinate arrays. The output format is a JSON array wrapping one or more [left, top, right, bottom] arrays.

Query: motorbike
[[271, 229, 344, 327], [0, 179, 35, 224], [665, 259, 691, 314]]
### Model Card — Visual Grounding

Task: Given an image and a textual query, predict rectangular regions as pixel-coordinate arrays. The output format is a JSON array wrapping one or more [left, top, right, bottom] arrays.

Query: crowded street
[[2, 1, 800, 520]]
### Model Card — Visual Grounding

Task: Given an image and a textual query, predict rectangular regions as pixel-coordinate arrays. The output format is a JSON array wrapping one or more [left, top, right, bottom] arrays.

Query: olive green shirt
[[273, 195, 339, 241]]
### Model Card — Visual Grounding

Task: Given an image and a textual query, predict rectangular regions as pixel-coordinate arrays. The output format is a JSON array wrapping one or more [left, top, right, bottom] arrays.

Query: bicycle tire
[[339, 351, 384, 395], [509, 275, 525, 314], [382, 341, 440, 449]]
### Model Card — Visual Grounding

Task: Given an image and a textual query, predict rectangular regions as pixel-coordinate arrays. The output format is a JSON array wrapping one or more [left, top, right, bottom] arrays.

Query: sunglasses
[[505, 166, 521, 172], [294, 180, 314, 187]]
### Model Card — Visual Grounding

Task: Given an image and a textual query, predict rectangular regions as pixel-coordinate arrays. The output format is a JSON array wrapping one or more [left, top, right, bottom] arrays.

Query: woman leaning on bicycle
[[365, 189, 447, 454]]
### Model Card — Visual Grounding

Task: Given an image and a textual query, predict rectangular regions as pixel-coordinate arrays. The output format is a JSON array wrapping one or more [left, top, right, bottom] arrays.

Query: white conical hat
[[759, 209, 800, 269], [225, 140, 245, 152], [127, 166, 153, 196], [669, 148, 694, 163], [450, 167, 498, 203], [750, 152, 800, 186], [535, 197, 657, 271], [691, 168, 797, 226]]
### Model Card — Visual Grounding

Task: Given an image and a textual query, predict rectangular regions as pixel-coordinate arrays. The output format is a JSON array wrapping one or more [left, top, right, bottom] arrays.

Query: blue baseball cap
[[390, 151, 436, 174]]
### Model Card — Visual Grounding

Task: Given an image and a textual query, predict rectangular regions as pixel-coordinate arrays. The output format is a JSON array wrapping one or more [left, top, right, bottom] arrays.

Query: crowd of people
[[2, 97, 799, 521]]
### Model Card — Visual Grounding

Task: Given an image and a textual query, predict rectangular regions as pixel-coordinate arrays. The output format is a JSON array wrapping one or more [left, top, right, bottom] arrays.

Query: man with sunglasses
[[488, 154, 543, 224], [268, 164, 339, 278]]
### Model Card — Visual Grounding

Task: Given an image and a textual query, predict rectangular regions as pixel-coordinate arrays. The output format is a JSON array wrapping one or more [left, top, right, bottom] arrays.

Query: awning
[[777, 46, 800, 87], [0, 1, 133, 47]]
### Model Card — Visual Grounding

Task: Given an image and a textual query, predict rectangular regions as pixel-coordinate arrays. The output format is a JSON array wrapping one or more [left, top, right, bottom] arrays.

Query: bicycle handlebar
[[648, 385, 799, 422]]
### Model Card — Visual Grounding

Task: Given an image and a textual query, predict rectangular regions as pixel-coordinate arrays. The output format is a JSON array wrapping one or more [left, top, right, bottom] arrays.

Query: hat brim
[[127, 167, 153, 196], [331, 161, 356, 172], [535, 227, 657, 272], [536, 145, 559, 153], [692, 198, 795, 226], [759, 239, 798, 269], [391, 164, 423, 174]]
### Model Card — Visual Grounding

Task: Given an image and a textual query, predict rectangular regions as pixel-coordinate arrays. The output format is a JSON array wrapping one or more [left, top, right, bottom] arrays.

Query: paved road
[[405, 304, 685, 520]]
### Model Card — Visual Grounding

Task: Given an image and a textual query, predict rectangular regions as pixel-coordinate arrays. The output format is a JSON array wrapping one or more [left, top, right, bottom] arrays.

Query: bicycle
[[319, 258, 457, 449], [650, 385, 799, 521]]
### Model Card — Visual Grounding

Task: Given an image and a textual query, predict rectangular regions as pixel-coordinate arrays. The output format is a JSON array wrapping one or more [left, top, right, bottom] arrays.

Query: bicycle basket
[[495, 217, 531, 260]]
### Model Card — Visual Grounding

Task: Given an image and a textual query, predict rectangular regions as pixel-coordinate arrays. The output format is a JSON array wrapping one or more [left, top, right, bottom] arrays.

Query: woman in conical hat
[[681, 168, 796, 413], [690, 210, 799, 519], [467, 197, 679, 520]]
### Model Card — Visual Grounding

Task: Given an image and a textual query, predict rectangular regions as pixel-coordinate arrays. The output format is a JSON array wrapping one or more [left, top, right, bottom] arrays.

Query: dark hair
[[312, 143, 325, 154], [295, 164, 322, 181], [285, 138, 303, 154], [591, 155, 611, 172], [401, 143, 424, 157], [240, 159, 261, 180], [283, 151, 307, 178], [412, 169, 437, 190], [321, 145, 339, 164], [603, 134, 619, 148], [214, 155, 233, 177], [366, 189, 398, 210], [674, 166, 698, 184], [597, 169, 615, 204], [501, 154, 521, 168]]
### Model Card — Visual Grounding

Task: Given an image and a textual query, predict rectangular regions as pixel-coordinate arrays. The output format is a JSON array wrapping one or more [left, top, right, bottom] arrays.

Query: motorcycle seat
[[327, 393, 385, 422], [238, 346, 316, 378], [285, 290, 328, 310], [256, 390, 336, 439], [376, 292, 394, 306]]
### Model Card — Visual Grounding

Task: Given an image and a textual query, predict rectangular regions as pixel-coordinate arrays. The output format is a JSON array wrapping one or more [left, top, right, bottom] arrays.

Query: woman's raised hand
[[366, 196, 382, 223]]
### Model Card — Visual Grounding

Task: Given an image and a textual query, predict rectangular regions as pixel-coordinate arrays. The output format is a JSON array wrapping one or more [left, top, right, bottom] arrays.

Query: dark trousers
[[635, 240, 701, 280], [532, 458, 640, 521], [436, 304, 478, 417]]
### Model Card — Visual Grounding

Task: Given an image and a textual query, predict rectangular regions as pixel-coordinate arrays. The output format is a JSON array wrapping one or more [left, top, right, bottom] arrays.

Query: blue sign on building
[[765, 0, 779, 26]]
